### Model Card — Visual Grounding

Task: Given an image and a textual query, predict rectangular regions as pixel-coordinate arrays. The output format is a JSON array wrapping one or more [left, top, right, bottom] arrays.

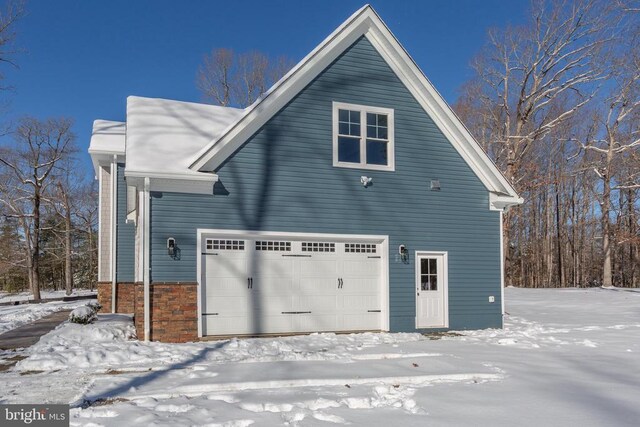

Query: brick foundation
[[134, 283, 198, 343], [97, 282, 136, 313]]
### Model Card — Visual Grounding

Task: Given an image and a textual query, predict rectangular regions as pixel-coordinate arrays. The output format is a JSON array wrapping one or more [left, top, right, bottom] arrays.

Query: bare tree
[[457, 0, 617, 283], [578, 44, 640, 286], [0, 0, 25, 89], [73, 181, 98, 290], [196, 48, 293, 108], [0, 117, 75, 299]]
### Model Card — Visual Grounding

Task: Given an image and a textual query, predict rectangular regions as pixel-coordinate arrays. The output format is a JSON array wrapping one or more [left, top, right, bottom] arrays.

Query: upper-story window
[[333, 102, 395, 171]]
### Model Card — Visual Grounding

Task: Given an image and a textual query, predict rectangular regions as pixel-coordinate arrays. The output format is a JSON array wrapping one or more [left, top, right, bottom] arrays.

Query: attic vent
[[430, 179, 441, 191]]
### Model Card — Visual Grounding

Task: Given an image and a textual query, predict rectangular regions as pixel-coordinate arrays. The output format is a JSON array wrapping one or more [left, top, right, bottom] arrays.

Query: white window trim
[[332, 101, 395, 171]]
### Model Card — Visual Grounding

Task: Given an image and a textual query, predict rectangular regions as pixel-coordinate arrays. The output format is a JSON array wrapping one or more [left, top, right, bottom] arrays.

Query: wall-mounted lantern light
[[399, 244, 409, 263], [167, 238, 176, 257]]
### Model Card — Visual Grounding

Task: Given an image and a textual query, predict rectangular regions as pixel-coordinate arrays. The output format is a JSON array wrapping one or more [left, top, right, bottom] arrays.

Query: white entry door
[[415, 252, 448, 328]]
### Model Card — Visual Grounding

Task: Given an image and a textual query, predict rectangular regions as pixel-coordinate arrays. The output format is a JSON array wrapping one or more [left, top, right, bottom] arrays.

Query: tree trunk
[[602, 148, 613, 287], [63, 189, 73, 295], [88, 226, 94, 291], [31, 184, 41, 300]]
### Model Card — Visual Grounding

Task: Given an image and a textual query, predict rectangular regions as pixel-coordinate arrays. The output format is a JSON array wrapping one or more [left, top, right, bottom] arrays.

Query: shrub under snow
[[69, 305, 97, 324], [86, 301, 102, 313]]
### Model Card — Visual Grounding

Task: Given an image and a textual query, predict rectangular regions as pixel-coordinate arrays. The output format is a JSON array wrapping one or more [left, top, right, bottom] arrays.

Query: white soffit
[[188, 5, 522, 208]]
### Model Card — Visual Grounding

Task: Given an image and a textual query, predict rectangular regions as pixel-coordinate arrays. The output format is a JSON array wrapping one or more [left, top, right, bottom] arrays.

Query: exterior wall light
[[399, 244, 409, 263], [361, 176, 373, 187], [167, 237, 176, 257]]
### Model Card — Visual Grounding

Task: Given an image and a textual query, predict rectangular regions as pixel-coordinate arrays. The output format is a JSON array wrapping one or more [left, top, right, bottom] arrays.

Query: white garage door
[[201, 236, 383, 336]]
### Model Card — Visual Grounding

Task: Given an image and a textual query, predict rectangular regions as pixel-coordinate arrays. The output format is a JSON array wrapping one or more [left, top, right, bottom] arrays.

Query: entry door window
[[420, 258, 438, 291]]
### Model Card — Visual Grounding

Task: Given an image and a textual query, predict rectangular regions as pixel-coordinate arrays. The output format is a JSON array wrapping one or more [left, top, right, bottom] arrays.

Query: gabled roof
[[188, 4, 522, 208], [125, 96, 244, 182]]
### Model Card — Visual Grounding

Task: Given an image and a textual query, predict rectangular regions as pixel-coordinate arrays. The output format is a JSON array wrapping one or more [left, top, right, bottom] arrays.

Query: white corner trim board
[[110, 156, 117, 314], [188, 5, 522, 209]]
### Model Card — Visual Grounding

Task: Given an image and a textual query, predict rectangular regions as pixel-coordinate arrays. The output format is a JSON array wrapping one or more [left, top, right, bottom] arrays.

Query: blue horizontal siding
[[149, 36, 502, 331], [116, 164, 135, 282]]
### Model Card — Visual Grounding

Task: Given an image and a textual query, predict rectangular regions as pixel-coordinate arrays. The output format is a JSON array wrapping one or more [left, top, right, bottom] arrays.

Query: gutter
[[143, 177, 151, 342], [110, 156, 117, 314]]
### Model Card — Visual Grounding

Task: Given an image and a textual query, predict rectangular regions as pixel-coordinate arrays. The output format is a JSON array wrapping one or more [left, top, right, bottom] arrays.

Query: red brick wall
[[134, 283, 198, 343], [97, 282, 136, 314], [134, 283, 144, 339], [97, 282, 112, 313]]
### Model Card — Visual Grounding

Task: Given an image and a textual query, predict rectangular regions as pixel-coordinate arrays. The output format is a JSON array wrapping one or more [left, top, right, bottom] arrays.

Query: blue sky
[[3, 0, 528, 175]]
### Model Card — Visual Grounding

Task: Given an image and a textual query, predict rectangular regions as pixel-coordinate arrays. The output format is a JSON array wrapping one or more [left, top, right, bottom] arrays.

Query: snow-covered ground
[[0, 299, 95, 335], [0, 288, 96, 303], [1, 287, 639, 426]]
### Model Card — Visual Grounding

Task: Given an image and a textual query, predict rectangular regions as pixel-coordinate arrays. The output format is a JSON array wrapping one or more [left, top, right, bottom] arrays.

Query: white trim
[[125, 170, 219, 182], [414, 251, 449, 329], [500, 210, 505, 317], [110, 157, 117, 314], [187, 5, 522, 209], [136, 189, 145, 282], [490, 193, 523, 211], [196, 228, 390, 337], [143, 177, 151, 342], [196, 228, 203, 338], [89, 152, 125, 179], [97, 165, 102, 282], [125, 174, 218, 195], [332, 101, 395, 171]]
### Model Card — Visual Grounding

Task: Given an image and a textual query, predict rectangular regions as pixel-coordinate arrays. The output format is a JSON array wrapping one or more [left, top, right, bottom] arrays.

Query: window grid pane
[[255, 241, 292, 251], [338, 109, 361, 137], [208, 239, 245, 250], [366, 113, 389, 140], [345, 243, 377, 253], [301, 242, 336, 252]]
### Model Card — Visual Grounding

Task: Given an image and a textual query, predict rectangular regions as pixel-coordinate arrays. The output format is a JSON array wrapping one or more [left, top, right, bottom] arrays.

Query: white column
[[143, 177, 151, 342], [110, 156, 118, 313]]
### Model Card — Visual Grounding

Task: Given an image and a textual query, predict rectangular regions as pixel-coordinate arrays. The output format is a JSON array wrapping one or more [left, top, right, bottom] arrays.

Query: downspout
[[110, 156, 118, 314], [143, 177, 151, 342], [500, 210, 505, 318]]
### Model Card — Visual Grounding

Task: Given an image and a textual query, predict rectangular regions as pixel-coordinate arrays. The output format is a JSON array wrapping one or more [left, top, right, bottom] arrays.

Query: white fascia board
[[189, 5, 522, 208], [362, 24, 520, 201], [125, 171, 218, 195], [125, 170, 219, 182]]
